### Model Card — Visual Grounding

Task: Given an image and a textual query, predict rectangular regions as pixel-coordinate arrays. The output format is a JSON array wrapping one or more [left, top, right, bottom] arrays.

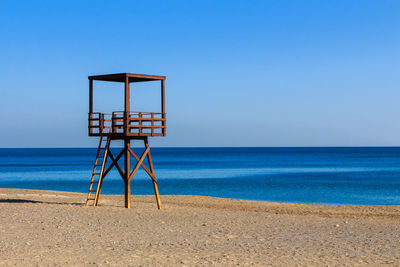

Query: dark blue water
[[1, 147, 400, 205]]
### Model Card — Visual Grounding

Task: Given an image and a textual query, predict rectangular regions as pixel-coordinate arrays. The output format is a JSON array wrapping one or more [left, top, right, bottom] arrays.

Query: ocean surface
[[0, 147, 400, 205]]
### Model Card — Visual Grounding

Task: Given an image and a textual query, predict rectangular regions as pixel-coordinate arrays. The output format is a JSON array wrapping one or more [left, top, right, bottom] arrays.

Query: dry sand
[[0, 189, 399, 266]]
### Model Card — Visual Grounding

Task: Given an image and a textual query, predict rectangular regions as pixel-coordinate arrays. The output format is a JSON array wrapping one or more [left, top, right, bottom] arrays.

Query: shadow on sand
[[0, 198, 42, 203], [0, 198, 84, 206]]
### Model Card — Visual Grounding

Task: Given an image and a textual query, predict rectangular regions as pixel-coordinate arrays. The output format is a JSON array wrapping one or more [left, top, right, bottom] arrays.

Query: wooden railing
[[89, 111, 166, 137]]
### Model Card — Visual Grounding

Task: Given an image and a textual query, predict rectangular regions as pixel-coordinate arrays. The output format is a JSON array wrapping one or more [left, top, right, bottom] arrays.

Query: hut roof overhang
[[88, 73, 166, 83]]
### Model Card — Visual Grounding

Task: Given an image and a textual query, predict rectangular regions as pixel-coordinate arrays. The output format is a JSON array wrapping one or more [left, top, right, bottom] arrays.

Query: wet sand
[[0, 189, 399, 266]]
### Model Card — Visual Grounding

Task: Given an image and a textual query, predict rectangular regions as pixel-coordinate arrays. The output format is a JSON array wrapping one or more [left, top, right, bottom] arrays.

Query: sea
[[0, 147, 400, 205]]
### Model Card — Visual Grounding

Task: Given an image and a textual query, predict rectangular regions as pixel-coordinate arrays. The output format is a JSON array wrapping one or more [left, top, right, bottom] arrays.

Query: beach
[[0, 189, 399, 266]]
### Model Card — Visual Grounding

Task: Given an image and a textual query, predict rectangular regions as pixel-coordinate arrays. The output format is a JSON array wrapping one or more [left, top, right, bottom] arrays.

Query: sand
[[0, 189, 399, 266]]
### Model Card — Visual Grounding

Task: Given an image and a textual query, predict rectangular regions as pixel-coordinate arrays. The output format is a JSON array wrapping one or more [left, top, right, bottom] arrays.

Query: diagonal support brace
[[127, 146, 156, 182], [107, 149, 125, 180], [129, 146, 150, 181]]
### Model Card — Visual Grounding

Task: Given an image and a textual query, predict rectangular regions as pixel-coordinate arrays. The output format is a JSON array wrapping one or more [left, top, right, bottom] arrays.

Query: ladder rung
[[87, 135, 109, 204]]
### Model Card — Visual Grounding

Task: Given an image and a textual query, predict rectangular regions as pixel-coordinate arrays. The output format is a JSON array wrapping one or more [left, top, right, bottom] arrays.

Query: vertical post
[[124, 74, 131, 208], [151, 113, 154, 136], [89, 79, 93, 114], [124, 75, 130, 135], [139, 112, 142, 135], [111, 112, 115, 134], [89, 79, 93, 135], [124, 138, 131, 208], [161, 79, 165, 135], [100, 114, 104, 133], [124, 75, 130, 113]]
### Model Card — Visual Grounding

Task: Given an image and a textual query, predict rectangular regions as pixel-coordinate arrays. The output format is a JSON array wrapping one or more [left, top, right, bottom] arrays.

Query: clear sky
[[0, 0, 399, 147]]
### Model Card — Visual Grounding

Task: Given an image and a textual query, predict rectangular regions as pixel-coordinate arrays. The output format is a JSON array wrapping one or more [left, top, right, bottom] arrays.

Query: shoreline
[[2, 185, 400, 207], [1, 188, 400, 265], [1, 188, 400, 220]]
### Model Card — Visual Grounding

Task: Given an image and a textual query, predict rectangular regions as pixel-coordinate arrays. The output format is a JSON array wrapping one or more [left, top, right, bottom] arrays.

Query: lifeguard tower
[[85, 73, 166, 209]]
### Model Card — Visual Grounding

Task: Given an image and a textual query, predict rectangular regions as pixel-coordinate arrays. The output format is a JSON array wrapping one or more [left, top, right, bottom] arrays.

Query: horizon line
[[1, 146, 400, 149]]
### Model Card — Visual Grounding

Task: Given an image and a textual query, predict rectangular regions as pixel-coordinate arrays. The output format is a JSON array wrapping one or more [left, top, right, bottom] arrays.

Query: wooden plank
[[128, 118, 165, 122], [130, 111, 164, 115], [127, 125, 165, 129], [126, 133, 164, 137]]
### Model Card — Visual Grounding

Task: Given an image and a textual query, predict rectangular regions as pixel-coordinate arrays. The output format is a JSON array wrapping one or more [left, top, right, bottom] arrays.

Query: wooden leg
[[124, 139, 131, 208], [145, 139, 162, 210], [124, 179, 131, 209], [152, 179, 162, 210]]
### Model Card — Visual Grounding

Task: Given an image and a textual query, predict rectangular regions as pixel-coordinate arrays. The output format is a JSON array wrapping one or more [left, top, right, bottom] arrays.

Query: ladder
[[85, 133, 110, 206]]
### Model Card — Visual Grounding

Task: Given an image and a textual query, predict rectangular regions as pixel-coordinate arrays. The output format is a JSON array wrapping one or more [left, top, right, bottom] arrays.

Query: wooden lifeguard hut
[[85, 73, 166, 209]]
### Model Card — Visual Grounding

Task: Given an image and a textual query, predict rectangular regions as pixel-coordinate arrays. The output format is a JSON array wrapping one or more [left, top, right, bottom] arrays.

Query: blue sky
[[0, 0, 399, 147]]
